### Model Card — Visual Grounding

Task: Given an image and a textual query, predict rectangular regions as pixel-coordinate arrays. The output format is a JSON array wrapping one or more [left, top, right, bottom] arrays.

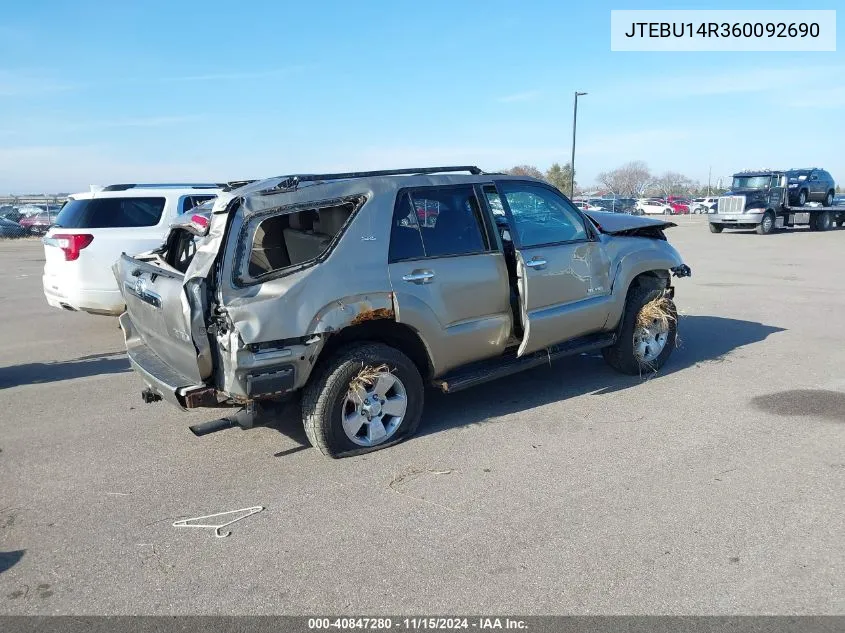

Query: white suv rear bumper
[[43, 274, 125, 315]]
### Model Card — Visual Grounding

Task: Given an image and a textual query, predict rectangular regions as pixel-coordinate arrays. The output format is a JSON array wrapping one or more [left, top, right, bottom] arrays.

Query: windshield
[[732, 176, 771, 190]]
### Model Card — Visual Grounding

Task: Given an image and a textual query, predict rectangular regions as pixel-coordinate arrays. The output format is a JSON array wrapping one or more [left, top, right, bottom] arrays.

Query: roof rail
[[262, 166, 484, 194], [222, 179, 258, 192], [101, 183, 224, 191]]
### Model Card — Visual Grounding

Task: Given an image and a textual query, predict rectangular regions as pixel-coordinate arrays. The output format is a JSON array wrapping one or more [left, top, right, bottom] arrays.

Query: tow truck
[[709, 169, 845, 235]]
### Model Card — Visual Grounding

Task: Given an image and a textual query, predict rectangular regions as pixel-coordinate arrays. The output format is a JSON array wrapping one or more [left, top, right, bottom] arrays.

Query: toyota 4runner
[[116, 166, 691, 458]]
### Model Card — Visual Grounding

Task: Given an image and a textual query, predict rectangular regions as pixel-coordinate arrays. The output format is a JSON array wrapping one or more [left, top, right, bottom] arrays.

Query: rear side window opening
[[54, 197, 166, 229], [239, 196, 364, 284]]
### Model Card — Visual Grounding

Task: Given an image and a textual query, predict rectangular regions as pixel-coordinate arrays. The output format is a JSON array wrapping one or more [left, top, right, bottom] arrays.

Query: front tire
[[709, 223, 723, 233], [302, 342, 424, 458], [602, 285, 677, 376], [756, 211, 775, 235], [798, 189, 808, 207]]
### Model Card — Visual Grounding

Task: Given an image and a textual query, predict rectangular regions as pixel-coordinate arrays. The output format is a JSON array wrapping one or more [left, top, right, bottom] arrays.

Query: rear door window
[[54, 197, 166, 228], [389, 186, 490, 262]]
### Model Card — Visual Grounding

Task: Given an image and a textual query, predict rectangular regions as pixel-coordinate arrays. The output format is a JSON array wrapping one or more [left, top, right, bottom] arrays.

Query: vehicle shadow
[[259, 315, 785, 450], [417, 315, 785, 438], [0, 352, 130, 389], [0, 550, 24, 574]]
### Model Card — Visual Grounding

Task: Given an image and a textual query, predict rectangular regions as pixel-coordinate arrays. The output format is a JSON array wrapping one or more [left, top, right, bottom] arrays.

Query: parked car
[[786, 168, 836, 207], [691, 197, 718, 214], [669, 199, 690, 215], [115, 166, 691, 458], [19, 210, 59, 235], [0, 217, 27, 239], [635, 198, 674, 215], [573, 199, 603, 211], [42, 183, 221, 316]]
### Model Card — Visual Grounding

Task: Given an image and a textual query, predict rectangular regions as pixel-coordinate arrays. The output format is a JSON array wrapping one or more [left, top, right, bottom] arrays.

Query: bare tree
[[504, 165, 546, 180], [596, 161, 652, 197], [656, 171, 696, 198]]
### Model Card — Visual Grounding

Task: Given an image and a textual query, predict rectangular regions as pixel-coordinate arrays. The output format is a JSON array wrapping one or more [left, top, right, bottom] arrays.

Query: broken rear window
[[244, 198, 361, 281]]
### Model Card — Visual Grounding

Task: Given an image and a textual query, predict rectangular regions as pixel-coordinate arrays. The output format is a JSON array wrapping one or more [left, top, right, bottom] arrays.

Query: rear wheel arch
[[314, 320, 434, 381]]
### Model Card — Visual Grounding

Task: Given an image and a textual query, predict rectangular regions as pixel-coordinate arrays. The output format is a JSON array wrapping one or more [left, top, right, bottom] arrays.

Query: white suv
[[691, 197, 718, 214], [635, 198, 673, 215], [42, 183, 221, 316]]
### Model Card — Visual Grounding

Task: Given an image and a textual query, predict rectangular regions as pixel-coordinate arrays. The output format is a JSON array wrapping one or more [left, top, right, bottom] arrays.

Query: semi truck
[[709, 169, 844, 235]]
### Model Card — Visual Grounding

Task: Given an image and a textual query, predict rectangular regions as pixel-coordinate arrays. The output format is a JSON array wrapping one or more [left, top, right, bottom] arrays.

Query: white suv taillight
[[51, 234, 94, 261]]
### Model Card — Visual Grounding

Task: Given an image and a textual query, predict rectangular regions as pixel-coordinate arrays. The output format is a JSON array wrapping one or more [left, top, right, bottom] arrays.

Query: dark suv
[[786, 168, 836, 207]]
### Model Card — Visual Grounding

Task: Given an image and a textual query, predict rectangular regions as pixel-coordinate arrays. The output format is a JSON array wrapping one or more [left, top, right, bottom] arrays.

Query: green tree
[[545, 162, 574, 194]]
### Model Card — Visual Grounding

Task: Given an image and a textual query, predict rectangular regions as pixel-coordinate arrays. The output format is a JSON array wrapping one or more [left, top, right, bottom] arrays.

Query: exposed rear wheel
[[302, 342, 424, 458], [709, 223, 723, 233], [602, 285, 677, 375]]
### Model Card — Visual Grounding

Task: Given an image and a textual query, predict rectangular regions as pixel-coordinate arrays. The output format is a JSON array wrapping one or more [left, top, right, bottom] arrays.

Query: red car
[[18, 211, 59, 235], [668, 198, 691, 215]]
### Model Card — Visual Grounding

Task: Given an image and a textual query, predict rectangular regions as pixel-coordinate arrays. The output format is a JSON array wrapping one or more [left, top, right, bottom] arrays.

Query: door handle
[[525, 257, 547, 269], [402, 270, 435, 284]]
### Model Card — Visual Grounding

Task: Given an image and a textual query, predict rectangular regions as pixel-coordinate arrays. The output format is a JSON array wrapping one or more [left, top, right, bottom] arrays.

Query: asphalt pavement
[[1, 218, 843, 614]]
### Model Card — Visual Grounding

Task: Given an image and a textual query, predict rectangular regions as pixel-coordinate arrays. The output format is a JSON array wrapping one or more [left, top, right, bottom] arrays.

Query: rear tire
[[813, 211, 832, 232], [709, 223, 723, 233], [824, 191, 834, 207], [302, 342, 424, 458], [756, 211, 775, 235], [602, 285, 677, 376]]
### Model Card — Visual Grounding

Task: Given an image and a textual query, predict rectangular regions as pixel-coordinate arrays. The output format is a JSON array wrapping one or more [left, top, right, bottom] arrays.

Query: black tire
[[664, 208, 672, 215], [798, 189, 807, 207], [814, 211, 832, 232], [756, 210, 775, 235], [824, 191, 834, 207], [709, 223, 723, 233], [602, 285, 677, 375], [302, 342, 424, 458]]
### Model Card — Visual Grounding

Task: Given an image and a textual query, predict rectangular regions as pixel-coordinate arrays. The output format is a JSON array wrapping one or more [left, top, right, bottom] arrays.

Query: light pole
[[570, 91, 587, 198]]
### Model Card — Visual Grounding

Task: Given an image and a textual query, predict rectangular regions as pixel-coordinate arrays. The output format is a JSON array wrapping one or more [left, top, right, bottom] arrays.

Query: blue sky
[[1, 0, 842, 193]]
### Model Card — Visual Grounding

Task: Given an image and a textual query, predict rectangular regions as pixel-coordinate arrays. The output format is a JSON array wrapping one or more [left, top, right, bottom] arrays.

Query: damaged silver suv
[[116, 166, 691, 457]]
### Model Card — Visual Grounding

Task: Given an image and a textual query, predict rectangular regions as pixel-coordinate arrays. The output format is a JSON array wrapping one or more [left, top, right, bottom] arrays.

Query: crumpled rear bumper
[[119, 312, 210, 410]]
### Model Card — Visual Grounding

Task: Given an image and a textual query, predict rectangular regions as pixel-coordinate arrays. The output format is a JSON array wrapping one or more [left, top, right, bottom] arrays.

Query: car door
[[387, 185, 513, 375], [490, 180, 611, 357]]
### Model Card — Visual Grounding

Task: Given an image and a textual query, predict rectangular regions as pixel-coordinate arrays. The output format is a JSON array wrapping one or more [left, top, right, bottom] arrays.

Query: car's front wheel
[[756, 210, 775, 235], [709, 223, 723, 233], [798, 190, 808, 206], [302, 342, 424, 458], [602, 285, 677, 375]]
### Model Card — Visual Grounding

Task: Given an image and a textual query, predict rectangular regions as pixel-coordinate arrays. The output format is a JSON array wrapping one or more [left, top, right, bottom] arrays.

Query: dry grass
[[349, 363, 391, 397], [636, 290, 677, 331]]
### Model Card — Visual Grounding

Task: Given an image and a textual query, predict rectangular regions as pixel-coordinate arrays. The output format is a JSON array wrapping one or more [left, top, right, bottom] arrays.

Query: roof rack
[[101, 183, 224, 191], [222, 179, 258, 192], [263, 166, 484, 194]]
